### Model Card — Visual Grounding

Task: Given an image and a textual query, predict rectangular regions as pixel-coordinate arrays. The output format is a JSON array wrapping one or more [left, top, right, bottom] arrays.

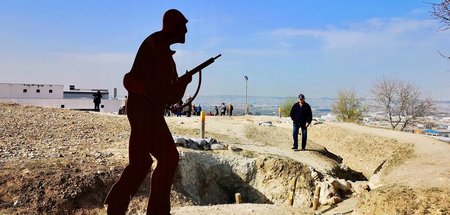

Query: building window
[[23, 89, 27, 93], [36, 89, 40, 93], [49, 89, 53, 93]]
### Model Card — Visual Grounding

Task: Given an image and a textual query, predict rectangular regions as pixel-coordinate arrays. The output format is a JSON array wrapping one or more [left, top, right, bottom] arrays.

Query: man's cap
[[163, 9, 188, 31], [298, 94, 305, 99]]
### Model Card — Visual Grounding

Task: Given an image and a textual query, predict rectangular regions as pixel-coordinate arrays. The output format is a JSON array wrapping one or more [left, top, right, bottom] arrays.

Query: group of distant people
[[216, 102, 233, 116], [165, 102, 202, 117], [163, 101, 234, 117]]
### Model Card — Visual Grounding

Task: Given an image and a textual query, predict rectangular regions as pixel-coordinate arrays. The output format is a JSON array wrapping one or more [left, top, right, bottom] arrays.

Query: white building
[[0, 83, 121, 113], [0, 83, 64, 99]]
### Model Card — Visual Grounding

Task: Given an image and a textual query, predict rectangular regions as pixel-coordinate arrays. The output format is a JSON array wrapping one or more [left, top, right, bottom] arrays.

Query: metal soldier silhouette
[[104, 9, 192, 214]]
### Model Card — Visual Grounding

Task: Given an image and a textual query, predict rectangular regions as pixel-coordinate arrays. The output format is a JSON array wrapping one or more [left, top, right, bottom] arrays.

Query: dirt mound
[[0, 161, 119, 214], [0, 103, 129, 213], [1, 103, 449, 214], [309, 123, 415, 178], [355, 186, 449, 215]]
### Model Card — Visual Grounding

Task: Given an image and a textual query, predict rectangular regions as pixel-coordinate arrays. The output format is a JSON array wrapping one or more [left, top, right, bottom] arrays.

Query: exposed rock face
[[173, 136, 225, 151], [368, 172, 384, 190], [258, 121, 273, 127], [351, 181, 370, 196], [317, 177, 355, 206]]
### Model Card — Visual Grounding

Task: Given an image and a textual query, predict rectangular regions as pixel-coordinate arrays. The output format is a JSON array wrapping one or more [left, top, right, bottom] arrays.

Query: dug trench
[[11, 146, 367, 213], [172, 148, 367, 207]]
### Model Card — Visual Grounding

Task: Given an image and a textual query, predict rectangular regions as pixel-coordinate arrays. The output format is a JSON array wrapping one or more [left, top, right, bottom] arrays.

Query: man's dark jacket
[[290, 102, 312, 126]]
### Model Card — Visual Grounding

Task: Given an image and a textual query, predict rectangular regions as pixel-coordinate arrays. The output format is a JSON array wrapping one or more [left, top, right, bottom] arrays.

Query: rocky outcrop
[[173, 136, 226, 151]]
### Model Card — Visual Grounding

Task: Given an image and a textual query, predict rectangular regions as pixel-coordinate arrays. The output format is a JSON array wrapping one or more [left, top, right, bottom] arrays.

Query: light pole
[[244, 76, 248, 115]]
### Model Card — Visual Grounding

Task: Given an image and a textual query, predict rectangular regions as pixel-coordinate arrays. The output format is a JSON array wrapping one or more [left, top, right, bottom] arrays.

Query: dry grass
[[356, 186, 449, 215], [382, 146, 416, 175], [309, 123, 412, 178]]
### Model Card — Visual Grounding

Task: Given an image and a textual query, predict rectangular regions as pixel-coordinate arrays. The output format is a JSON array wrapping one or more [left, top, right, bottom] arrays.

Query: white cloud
[[269, 18, 442, 51], [264, 18, 450, 99]]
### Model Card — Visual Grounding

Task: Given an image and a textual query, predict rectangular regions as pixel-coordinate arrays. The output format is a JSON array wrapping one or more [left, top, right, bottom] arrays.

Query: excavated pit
[[172, 148, 367, 207]]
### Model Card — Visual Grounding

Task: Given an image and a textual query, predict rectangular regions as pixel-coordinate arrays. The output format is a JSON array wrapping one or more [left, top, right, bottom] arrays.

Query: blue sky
[[1, 1, 449, 100]]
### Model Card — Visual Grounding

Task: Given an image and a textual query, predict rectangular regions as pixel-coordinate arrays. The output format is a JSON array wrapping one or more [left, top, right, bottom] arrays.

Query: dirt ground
[[1, 103, 449, 214], [167, 115, 450, 214]]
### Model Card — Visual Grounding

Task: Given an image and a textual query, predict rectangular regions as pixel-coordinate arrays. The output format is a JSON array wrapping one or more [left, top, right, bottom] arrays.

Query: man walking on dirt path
[[290, 94, 312, 151], [104, 9, 192, 215]]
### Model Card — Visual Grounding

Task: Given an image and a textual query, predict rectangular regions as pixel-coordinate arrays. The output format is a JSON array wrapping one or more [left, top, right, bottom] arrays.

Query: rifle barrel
[[187, 54, 221, 75]]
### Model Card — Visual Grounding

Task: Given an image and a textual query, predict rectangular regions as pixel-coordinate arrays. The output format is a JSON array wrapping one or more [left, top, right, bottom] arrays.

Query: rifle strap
[[180, 70, 202, 109]]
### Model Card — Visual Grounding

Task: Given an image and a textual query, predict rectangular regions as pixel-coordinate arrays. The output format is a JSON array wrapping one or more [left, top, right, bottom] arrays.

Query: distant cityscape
[[191, 95, 450, 142], [191, 95, 336, 116]]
